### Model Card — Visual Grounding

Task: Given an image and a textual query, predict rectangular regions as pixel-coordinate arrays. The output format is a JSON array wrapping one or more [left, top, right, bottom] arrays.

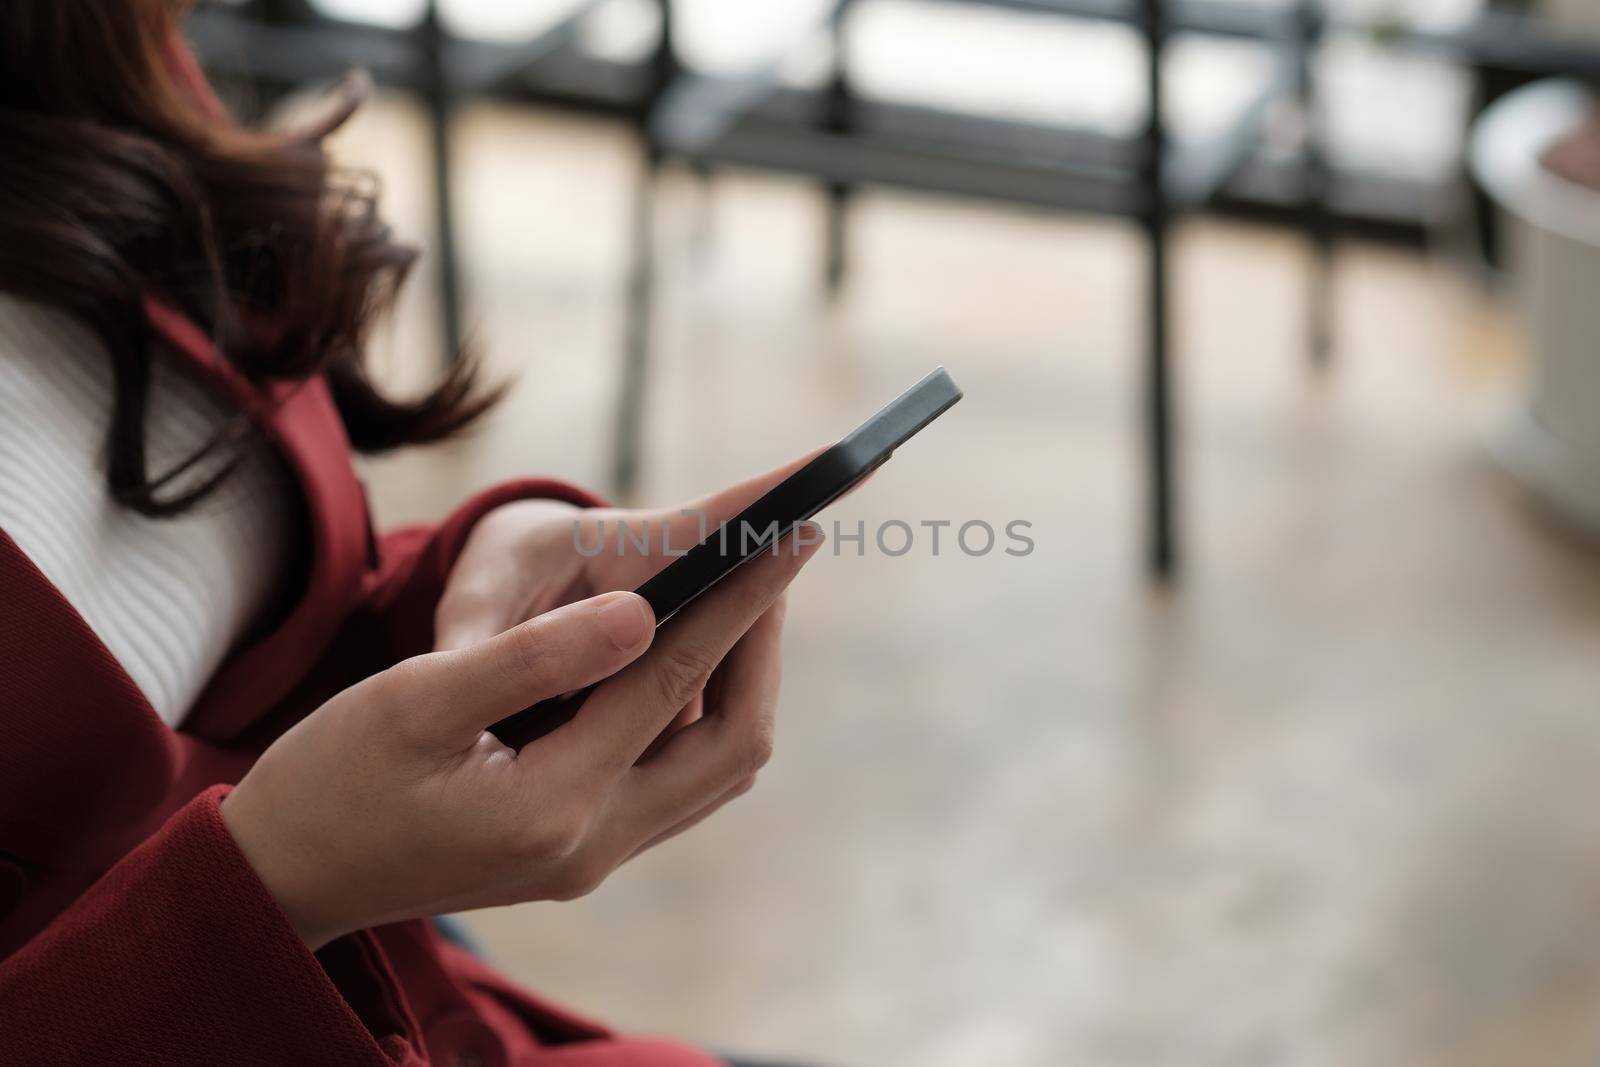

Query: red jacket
[[0, 300, 723, 1066]]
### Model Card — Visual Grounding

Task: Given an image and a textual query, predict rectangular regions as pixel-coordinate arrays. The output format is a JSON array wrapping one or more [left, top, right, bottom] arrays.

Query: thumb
[[390, 592, 655, 746]]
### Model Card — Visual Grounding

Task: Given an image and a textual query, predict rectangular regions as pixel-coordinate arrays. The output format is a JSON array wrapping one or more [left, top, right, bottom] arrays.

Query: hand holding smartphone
[[488, 367, 962, 749]]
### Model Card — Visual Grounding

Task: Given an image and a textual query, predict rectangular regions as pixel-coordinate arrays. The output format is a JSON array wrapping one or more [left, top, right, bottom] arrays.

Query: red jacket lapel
[[142, 298, 371, 742]]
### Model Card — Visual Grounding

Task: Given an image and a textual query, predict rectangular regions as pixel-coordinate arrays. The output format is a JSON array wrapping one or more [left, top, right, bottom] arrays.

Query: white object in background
[[1471, 79, 1600, 534]]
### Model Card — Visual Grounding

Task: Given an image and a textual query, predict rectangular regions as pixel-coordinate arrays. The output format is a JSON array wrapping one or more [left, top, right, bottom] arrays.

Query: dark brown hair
[[0, 0, 496, 515]]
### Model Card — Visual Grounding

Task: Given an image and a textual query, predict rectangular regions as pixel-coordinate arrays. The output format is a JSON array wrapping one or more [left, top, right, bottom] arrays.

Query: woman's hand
[[220, 526, 822, 950], [431, 454, 826, 741], [432, 452, 824, 654]]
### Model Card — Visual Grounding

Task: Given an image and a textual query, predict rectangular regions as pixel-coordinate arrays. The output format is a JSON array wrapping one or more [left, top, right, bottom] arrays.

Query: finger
[[675, 447, 826, 525], [624, 772, 759, 862], [615, 597, 786, 833], [664, 445, 875, 548], [641, 693, 704, 762], [671, 693, 705, 732], [550, 526, 818, 777], [388, 591, 654, 746], [591, 449, 827, 589]]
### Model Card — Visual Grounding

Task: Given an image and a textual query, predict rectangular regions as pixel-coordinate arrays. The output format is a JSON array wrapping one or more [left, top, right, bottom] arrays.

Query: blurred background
[[194, 1, 1600, 1064]]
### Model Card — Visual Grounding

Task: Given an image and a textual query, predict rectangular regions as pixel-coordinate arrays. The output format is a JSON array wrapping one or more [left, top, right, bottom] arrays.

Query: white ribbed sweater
[[0, 295, 290, 726]]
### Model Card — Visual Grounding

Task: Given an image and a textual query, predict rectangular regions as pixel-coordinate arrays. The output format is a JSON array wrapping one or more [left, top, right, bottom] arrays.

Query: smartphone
[[488, 366, 963, 749]]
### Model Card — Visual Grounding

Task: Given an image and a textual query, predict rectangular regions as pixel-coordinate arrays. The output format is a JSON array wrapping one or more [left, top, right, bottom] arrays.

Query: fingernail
[[598, 594, 651, 650]]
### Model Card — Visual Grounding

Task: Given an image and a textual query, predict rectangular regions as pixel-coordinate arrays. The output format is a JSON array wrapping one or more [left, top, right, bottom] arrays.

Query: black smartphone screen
[[488, 366, 962, 749]]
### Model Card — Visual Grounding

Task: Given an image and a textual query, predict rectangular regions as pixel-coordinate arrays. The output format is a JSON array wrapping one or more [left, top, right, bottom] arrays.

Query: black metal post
[[613, 147, 659, 499], [822, 1, 855, 295], [1141, 0, 1176, 579], [689, 161, 716, 260], [249, 0, 316, 116], [611, 0, 679, 499], [421, 0, 465, 363], [1296, 0, 1333, 367]]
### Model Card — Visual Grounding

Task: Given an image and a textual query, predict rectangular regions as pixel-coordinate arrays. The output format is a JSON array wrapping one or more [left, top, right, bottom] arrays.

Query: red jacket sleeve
[[0, 787, 425, 1066], [358, 477, 607, 664], [0, 479, 606, 1064]]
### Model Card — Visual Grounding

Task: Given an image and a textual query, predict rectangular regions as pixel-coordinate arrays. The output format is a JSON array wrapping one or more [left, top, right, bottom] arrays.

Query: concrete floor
[[338, 100, 1600, 1067]]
